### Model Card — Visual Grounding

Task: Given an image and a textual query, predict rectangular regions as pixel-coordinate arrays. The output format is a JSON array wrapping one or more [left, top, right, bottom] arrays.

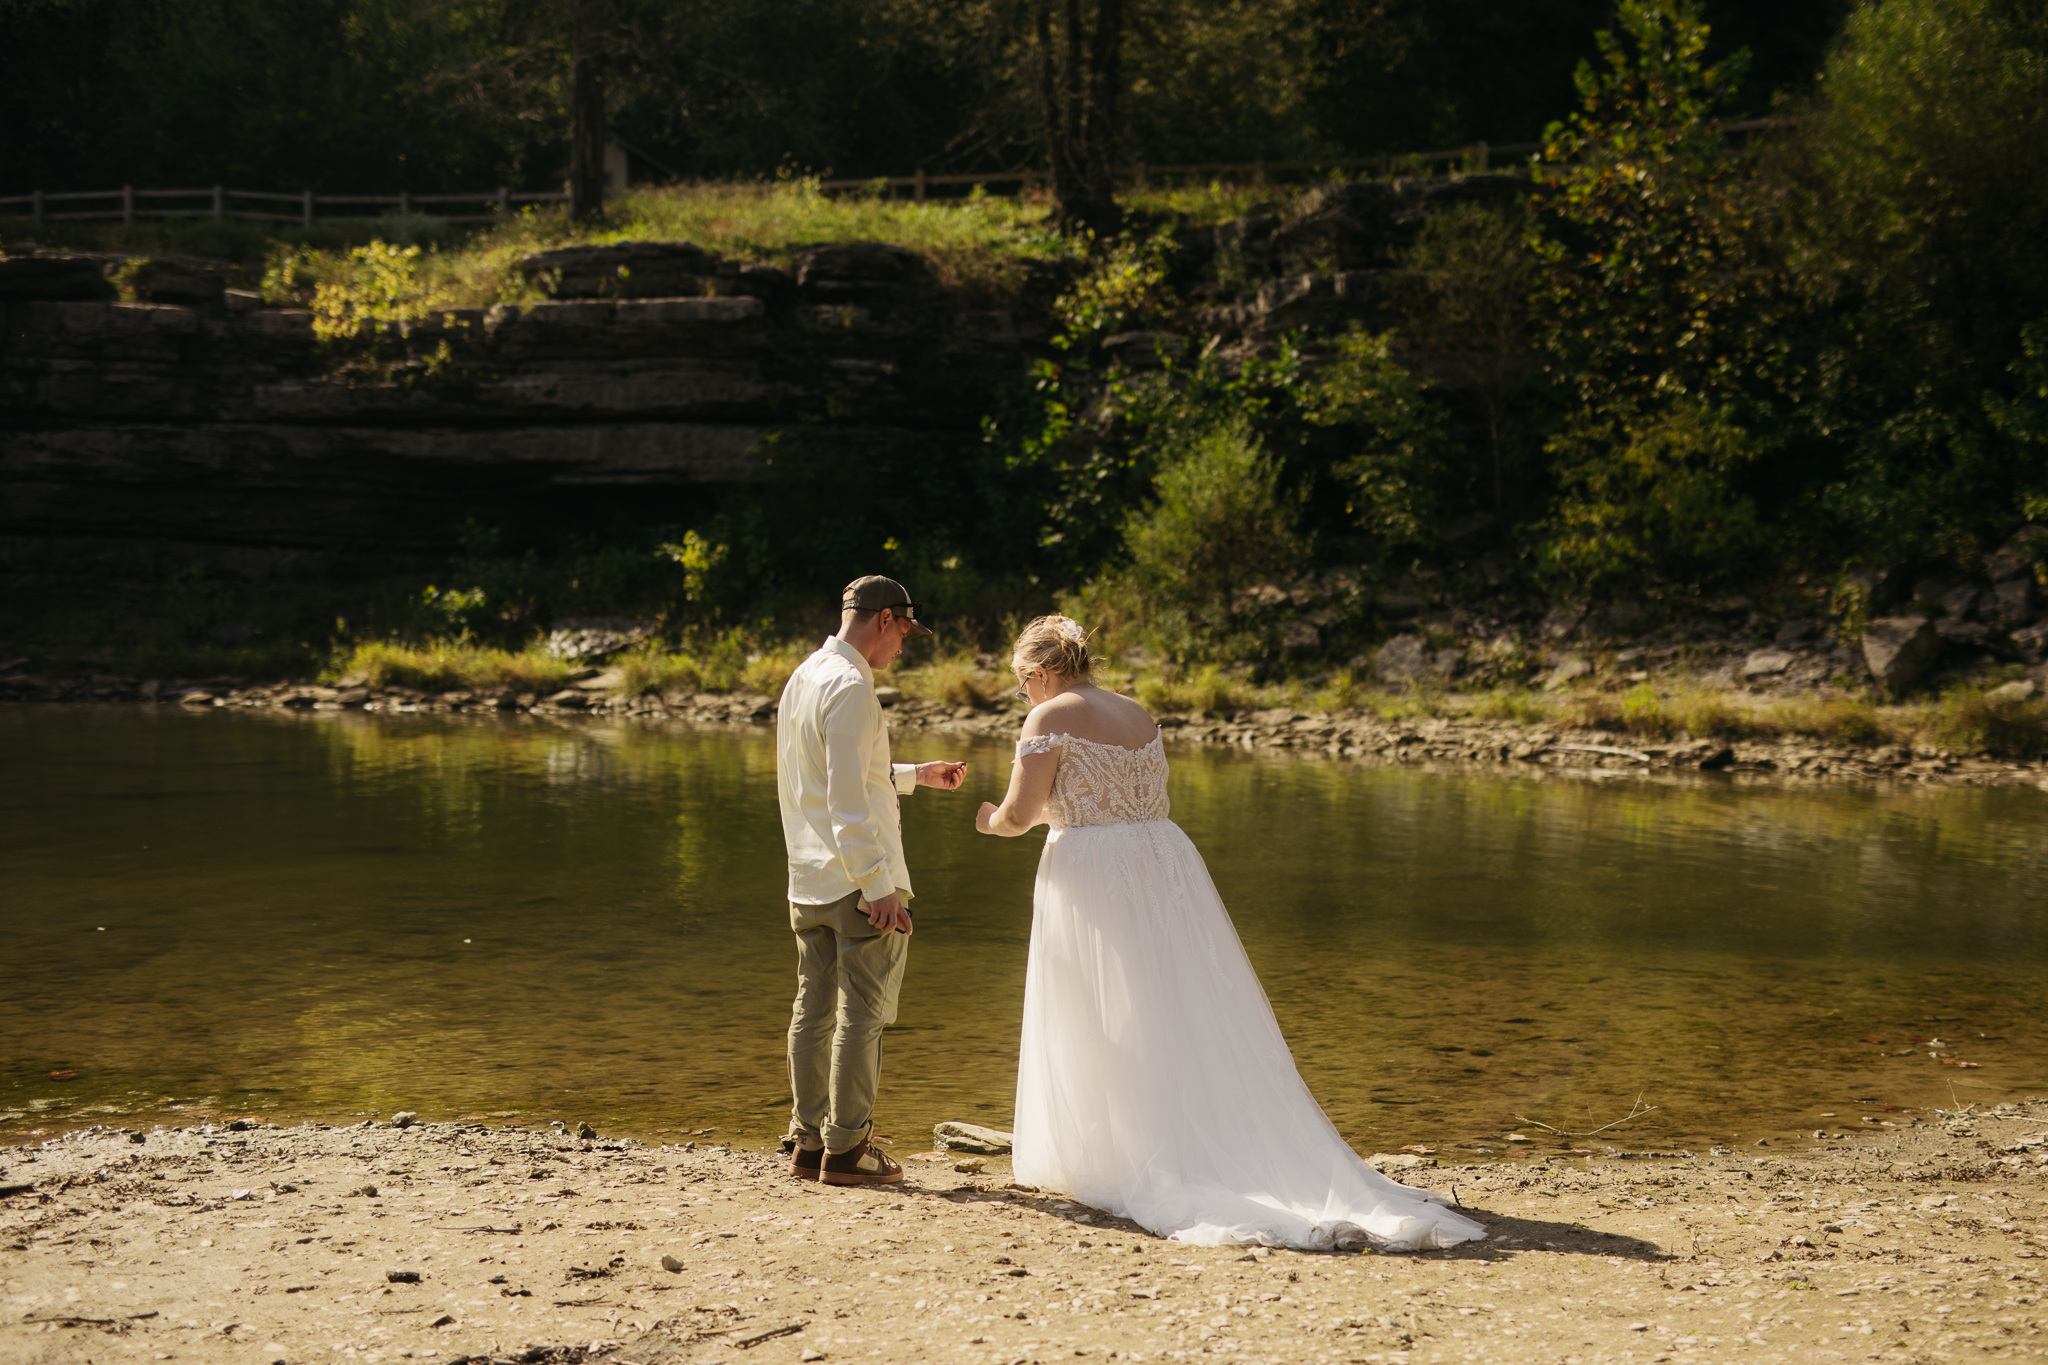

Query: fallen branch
[[444, 1224, 522, 1234], [1514, 1092, 1659, 1138], [732, 1321, 806, 1348], [1551, 743, 1652, 763], [23, 1311, 158, 1327]]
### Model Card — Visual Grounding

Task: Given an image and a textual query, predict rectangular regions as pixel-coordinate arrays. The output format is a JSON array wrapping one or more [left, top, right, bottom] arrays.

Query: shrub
[[1133, 664, 1258, 717], [1087, 417, 1308, 661], [1922, 685, 2048, 761], [330, 640, 572, 694]]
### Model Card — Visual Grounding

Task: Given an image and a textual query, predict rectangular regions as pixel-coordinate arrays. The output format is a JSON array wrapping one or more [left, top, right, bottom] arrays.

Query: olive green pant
[[787, 889, 909, 1153]]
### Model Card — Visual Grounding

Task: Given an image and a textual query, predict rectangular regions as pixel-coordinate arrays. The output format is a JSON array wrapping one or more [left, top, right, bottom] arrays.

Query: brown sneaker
[[820, 1139, 904, 1186], [790, 1143, 824, 1181]]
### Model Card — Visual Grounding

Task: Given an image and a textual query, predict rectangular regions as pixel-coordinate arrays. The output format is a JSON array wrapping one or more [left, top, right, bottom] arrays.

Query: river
[[4, 704, 2045, 1158]]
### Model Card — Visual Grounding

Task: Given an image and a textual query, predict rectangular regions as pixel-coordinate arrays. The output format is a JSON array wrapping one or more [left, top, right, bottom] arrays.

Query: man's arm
[[821, 686, 905, 919]]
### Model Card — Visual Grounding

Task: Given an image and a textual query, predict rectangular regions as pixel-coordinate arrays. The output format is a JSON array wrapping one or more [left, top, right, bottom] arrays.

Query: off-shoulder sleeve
[[1015, 733, 1068, 758]]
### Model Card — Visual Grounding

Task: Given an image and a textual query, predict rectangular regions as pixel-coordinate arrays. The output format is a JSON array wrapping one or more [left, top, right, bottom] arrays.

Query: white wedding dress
[[1010, 730, 1487, 1252]]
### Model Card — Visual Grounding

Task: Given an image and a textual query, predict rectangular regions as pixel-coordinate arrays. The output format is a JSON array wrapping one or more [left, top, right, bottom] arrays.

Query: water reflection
[[1, 705, 2043, 1156]]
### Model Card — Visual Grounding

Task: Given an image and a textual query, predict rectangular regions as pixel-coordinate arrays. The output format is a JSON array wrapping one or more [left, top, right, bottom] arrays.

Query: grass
[[328, 640, 576, 693], [302, 632, 2048, 762], [896, 653, 1010, 708]]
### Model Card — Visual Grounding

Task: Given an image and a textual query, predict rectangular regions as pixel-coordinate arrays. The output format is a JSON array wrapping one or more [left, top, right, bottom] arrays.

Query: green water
[[4, 704, 2046, 1157]]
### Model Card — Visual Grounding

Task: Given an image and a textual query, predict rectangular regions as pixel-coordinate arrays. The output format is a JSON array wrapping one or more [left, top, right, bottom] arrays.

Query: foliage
[[1080, 417, 1308, 662], [1302, 328, 1455, 550], [1394, 202, 1537, 516], [1527, 0, 1792, 593], [1052, 229, 1178, 341], [1536, 400, 1767, 590], [330, 640, 575, 693], [1786, 0, 2048, 558]]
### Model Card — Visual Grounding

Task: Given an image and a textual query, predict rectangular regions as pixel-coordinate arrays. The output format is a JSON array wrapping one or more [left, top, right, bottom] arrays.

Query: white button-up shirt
[[777, 636, 919, 906]]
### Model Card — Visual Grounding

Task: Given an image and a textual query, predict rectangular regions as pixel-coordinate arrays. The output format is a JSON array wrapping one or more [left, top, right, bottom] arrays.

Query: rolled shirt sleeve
[[891, 763, 917, 796], [822, 685, 903, 905]]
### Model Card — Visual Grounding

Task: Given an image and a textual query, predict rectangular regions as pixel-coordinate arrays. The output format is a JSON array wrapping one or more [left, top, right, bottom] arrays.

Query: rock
[[573, 669, 624, 692], [1987, 576, 2037, 627], [0, 252, 118, 300], [1279, 619, 1321, 652], [1940, 584, 1982, 619], [1936, 618, 1992, 647], [797, 242, 925, 304], [933, 1121, 1013, 1155], [577, 1122, 598, 1139], [390, 1111, 417, 1129], [1742, 649, 1797, 679], [661, 1254, 684, 1272], [1539, 605, 1585, 639], [1374, 634, 1430, 682], [1861, 616, 1939, 693], [1841, 564, 1909, 614], [1773, 619, 1819, 647], [873, 686, 903, 706], [952, 1158, 987, 1174], [543, 617, 659, 661], [492, 689, 519, 710], [545, 690, 588, 708], [519, 240, 720, 299], [2014, 623, 2048, 664], [1365, 1152, 1436, 1171], [1987, 679, 2039, 704], [122, 256, 228, 306], [1697, 746, 1736, 771], [1542, 657, 1593, 690], [177, 689, 215, 705], [386, 1269, 422, 1283]]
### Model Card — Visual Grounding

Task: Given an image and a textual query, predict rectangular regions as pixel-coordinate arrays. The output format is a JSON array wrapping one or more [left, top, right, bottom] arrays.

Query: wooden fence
[[0, 185, 568, 227], [1, 120, 1781, 222]]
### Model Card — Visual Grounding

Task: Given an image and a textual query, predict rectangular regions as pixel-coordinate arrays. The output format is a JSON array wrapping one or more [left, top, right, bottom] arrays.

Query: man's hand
[[859, 891, 914, 935], [916, 760, 968, 790]]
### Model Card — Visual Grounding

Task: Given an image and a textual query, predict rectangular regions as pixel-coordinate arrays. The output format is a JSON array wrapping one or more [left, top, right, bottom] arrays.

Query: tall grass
[[1134, 664, 1262, 717], [897, 653, 1009, 708], [329, 640, 573, 693]]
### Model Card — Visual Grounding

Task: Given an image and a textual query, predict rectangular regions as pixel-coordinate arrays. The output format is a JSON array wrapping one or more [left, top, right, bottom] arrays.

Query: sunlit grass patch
[[329, 639, 573, 693], [1920, 685, 2048, 761], [1133, 664, 1262, 717], [1467, 690, 1555, 726], [897, 653, 1009, 708]]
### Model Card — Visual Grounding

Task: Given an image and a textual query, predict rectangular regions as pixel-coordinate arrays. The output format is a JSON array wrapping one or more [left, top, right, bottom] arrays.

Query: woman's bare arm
[[975, 746, 1059, 836]]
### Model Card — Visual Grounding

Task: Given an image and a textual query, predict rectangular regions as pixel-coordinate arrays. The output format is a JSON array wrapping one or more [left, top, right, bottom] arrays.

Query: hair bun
[[1012, 614, 1097, 679]]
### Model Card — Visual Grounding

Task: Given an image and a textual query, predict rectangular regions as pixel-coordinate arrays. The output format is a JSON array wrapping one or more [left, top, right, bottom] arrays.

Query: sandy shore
[[5, 1101, 2045, 1365]]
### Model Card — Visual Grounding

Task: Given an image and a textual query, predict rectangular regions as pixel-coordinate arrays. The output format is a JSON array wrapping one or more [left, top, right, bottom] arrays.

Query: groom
[[776, 575, 966, 1186]]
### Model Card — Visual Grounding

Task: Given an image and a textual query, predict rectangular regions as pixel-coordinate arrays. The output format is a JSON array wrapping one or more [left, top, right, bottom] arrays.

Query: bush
[[1084, 417, 1308, 662], [331, 640, 572, 694]]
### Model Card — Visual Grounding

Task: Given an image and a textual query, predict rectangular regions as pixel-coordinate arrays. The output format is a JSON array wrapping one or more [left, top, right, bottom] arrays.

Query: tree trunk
[[1031, 0, 1122, 238], [568, 0, 608, 222]]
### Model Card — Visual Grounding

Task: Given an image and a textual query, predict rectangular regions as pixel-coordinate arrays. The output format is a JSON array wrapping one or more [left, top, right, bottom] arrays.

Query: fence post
[[1253, 159, 1265, 187], [497, 185, 509, 216], [914, 168, 926, 202], [1134, 161, 1147, 188], [122, 184, 134, 225], [212, 185, 224, 219], [398, 190, 410, 215], [302, 190, 313, 228], [32, 189, 43, 227], [1476, 140, 1489, 171]]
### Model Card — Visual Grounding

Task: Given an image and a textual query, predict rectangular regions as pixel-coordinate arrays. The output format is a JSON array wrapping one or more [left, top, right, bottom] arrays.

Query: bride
[[973, 615, 1486, 1252]]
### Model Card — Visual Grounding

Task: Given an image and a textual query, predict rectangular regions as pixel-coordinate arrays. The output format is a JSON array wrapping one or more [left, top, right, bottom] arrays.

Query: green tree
[[1787, 0, 2048, 558], [1529, 0, 1790, 593]]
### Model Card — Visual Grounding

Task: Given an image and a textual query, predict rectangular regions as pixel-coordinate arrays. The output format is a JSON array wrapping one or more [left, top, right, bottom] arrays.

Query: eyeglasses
[[1014, 668, 1038, 701]]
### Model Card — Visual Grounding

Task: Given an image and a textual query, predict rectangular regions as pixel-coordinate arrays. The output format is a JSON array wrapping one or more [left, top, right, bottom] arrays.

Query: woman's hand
[[975, 801, 999, 834]]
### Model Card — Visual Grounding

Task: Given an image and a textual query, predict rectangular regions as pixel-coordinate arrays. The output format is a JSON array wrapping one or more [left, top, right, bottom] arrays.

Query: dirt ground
[[4, 1099, 2045, 1365]]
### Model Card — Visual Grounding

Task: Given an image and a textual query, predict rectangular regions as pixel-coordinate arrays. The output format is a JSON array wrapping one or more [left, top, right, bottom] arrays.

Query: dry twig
[[1513, 1092, 1659, 1138]]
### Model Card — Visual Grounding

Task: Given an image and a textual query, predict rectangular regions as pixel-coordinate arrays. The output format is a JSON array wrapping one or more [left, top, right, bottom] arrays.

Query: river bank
[[4, 1100, 2045, 1365], [5, 668, 2047, 791]]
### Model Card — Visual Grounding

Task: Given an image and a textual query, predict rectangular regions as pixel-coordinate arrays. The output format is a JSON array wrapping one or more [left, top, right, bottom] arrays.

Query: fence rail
[[1, 120, 1784, 222], [0, 184, 569, 227], [815, 119, 1779, 199]]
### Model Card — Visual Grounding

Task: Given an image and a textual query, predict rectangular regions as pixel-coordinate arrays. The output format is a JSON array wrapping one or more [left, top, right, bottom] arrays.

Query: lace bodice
[[1016, 731, 1171, 829]]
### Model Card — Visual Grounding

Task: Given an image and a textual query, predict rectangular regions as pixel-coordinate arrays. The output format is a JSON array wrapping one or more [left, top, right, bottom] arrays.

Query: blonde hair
[[1012, 614, 1096, 680]]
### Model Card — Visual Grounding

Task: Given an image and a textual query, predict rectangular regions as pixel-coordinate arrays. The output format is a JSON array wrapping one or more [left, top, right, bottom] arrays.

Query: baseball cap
[[841, 574, 933, 637]]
